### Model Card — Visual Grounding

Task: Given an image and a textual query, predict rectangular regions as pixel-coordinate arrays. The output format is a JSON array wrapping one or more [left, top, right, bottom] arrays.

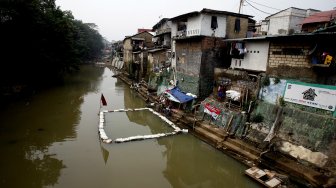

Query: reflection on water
[[0, 65, 104, 188], [0, 66, 259, 188]]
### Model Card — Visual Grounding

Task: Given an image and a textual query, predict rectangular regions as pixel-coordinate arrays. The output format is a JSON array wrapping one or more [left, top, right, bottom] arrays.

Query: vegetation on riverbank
[[0, 0, 104, 99]]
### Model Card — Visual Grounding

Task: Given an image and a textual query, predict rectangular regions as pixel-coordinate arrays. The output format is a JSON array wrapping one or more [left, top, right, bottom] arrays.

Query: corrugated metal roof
[[302, 10, 336, 24], [222, 32, 336, 42]]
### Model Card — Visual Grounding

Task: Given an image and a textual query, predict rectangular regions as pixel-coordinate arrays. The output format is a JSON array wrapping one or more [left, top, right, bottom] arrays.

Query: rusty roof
[[302, 10, 336, 25]]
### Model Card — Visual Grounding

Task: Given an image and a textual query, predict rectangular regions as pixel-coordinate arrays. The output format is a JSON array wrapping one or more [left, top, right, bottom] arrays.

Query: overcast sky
[[56, 0, 336, 41]]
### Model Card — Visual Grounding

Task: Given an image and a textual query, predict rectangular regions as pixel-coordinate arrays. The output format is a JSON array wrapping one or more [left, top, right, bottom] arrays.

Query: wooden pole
[[238, 0, 244, 13]]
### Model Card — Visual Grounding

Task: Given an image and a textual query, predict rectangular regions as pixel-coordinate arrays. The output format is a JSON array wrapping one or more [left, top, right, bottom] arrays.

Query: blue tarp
[[165, 87, 194, 103]]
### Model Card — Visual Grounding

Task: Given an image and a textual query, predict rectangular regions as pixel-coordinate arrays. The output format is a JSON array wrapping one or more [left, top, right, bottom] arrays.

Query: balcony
[[156, 28, 171, 36]]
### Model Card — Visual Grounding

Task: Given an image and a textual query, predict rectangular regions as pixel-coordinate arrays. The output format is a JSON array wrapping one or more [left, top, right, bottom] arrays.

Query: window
[[272, 48, 303, 55], [177, 19, 187, 31], [282, 48, 303, 55], [234, 18, 240, 33], [211, 16, 218, 30]]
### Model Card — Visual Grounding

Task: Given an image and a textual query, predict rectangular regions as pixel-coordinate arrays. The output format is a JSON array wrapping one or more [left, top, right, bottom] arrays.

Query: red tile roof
[[302, 10, 336, 24], [137, 29, 152, 33]]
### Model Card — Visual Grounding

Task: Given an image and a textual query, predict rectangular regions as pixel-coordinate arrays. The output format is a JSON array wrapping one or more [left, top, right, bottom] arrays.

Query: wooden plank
[[245, 167, 281, 188]]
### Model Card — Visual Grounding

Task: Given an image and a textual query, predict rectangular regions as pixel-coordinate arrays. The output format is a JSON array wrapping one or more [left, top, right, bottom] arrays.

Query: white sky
[[56, 0, 336, 41]]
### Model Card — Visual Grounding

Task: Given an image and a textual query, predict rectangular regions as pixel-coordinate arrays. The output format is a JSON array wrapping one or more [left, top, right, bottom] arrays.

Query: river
[[0, 65, 259, 188]]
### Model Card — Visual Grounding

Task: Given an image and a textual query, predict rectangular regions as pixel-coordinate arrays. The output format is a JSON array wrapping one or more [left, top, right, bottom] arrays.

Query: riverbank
[[116, 71, 334, 188]]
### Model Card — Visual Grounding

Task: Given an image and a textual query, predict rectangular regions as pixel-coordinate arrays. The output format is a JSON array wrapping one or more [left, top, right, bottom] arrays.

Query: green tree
[[0, 0, 104, 89]]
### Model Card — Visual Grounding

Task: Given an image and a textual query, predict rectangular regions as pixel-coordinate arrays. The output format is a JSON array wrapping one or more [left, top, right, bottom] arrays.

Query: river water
[[0, 65, 259, 188]]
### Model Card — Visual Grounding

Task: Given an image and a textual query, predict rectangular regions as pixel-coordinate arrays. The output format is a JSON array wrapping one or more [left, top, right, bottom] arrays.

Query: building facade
[[262, 7, 320, 35], [169, 9, 253, 98], [123, 31, 153, 78]]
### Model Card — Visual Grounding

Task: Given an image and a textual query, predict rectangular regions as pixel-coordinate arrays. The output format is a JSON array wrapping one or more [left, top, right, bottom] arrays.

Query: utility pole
[[238, 0, 244, 14]]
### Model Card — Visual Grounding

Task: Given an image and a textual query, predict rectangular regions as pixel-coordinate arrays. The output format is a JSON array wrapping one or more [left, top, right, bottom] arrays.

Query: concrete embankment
[[117, 72, 334, 187]]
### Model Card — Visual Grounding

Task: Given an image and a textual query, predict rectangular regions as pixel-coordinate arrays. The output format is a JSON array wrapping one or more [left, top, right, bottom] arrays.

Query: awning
[[164, 87, 195, 103]]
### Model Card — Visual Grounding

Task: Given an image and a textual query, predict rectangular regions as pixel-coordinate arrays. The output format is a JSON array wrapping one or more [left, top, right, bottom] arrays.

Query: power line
[[244, 0, 272, 15], [246, 0, 281, 11]]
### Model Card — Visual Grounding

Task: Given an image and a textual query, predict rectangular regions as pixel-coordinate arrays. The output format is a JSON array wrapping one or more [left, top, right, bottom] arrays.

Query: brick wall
[[175, 37, 227, 98], [199, 37, 226, 98], [268, 42, 310, 68], [175, 38, 202, 76], [134, 32, 154, 48], [267, 41, 318, 82], [201, 37, 226, 50], [226, 16, 249, 39], [123, 38, 132, 72]]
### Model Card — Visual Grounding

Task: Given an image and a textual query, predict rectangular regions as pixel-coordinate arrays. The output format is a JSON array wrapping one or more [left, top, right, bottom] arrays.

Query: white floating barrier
[[98, 108, 188, 144], [103, 139, 113, 144], [181, 129, 188, 133], [114, 132, 178, 143]]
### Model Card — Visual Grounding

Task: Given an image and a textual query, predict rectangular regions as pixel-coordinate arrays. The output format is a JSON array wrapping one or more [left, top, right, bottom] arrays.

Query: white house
[[170, 10, 227, 39], [262, 7, 320, 35], [227, 37, 269, 72]]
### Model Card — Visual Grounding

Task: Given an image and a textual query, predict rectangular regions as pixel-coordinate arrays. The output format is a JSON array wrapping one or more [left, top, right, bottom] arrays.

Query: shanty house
[[170, 8, 253, 98], [123, 31, 154, 79]]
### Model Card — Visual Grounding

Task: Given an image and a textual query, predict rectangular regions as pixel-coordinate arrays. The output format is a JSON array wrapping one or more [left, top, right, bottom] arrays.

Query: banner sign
[[284, 81, 336, 111], [204, 103, 221, 120]]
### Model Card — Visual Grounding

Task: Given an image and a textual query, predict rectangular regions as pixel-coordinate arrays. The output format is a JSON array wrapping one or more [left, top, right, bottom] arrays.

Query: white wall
[[288, 8, 310, 33], [230, 41, 269, 72], [200, 14, 226, 38], [159, 20, 172, 31], [172, 40, 176, 69], [267, 8, 314, 35], [171, 23, 177, 38], [171, 14, 227, 38], [186, 16, 202, 36], [260, 20, 269, 33], [268, 9, 291, 35]]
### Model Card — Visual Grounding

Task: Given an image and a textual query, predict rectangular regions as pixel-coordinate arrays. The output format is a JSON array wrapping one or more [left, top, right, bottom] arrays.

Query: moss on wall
[[252, 101, 336, 153], [176, 72, 199, 96]]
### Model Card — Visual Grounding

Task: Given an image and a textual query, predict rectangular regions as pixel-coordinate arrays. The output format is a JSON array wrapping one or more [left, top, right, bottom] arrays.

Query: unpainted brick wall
[[225, 16, 249, 39], [268, 42, 310, 68], [133, 32, 154, 48], [175, 37, 227, 98], [267, 42, 318, 81], [175, 39, 202, 76]]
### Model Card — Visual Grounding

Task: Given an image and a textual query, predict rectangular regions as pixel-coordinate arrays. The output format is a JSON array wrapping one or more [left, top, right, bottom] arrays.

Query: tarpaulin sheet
[[165, 87, 194, 103]]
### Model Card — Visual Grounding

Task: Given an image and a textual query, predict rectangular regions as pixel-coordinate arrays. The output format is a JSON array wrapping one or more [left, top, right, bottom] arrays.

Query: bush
[[262, 75, 270, 87], [274, 77, 281, 84], [251, 113, 264, 123]]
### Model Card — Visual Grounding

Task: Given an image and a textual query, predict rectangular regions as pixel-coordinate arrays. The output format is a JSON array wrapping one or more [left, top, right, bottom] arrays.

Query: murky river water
[[0, 65, 259, 188]]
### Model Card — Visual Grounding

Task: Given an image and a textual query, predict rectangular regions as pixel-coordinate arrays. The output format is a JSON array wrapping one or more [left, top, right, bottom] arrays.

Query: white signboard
[[284, 82, 336, 111]]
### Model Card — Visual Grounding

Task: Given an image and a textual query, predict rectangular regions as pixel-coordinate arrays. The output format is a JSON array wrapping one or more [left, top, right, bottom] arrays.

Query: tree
[[0, 0, 104, 89]]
